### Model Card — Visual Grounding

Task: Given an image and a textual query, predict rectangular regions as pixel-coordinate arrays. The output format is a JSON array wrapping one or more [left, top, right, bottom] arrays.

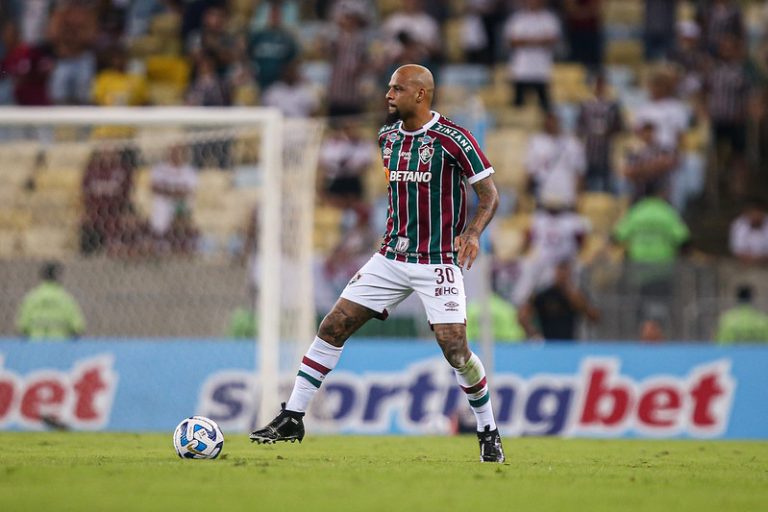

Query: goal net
[[0, 107, 324, 422]]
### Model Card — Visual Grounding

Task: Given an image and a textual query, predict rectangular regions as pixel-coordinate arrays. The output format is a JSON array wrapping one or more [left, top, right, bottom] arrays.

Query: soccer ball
[[173, 416, 224, 459]]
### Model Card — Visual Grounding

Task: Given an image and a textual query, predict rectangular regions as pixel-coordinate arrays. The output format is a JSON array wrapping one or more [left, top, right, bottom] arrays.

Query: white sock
[[454, 352, 497, 432], [285, 337, 343, 413]]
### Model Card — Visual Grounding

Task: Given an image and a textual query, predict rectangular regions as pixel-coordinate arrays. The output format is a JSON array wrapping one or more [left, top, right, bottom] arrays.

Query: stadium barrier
[[0, 339, 764, 439]]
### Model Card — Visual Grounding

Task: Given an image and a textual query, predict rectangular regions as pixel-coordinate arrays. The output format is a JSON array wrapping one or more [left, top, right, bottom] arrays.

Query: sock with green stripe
[[285, 337, 343, 413], [454, 352, 497, 432]]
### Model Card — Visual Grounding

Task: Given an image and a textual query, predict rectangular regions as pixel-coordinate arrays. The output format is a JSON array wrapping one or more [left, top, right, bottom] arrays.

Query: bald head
[[393, 64, 435, 100]]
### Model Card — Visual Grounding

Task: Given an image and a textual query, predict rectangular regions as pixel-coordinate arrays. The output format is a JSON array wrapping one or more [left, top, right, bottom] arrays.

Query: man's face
[[385, 70, 421, 123]]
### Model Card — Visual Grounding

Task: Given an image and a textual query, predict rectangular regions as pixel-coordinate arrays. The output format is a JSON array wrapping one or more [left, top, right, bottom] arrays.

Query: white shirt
[[730, 215, 768, 258], [150, 161, 198, 234], [503, 9, 561, 81], [529, 210, 590, 266], [633, 98, 690, 150], [319, 137, 375, 180], [382, 12, 441, 49], [262, 81, 319, 118], [526, 133, 586, 207]]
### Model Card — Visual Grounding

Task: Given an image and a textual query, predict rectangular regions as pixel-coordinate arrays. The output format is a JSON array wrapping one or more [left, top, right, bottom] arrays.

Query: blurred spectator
[[729, 199, 768, 265], [126, 0, 166, 39], [0, 22, 55, 105], [186, 52, 230, 106], [80, 146, 139, 256], [247, 0, 299, 92], [562, 0, 603, 72], [518, 260, 599, 342], [227, 304, 257, 339], [92, 45, 149, 107], [187, 5, 234, 79], [325, 3, 370, 118], [639, 317, 665, 343], [668, 21, 709, 102], [577, 73, 624, 193], [620, 120, 678, 203], [319, 118, 375, 212], [525, 110, 586, 208], [643, 0, 678, 60], [382, 0, 441, 65], [612, 183, 690, 266], [384, 30, 431, 77], [715, 285, 768, 344], [261, 60, 319, 118], [703, 34, 755, 198], [150, 144, 199, 255], [47, 0, 98, 105], [503, 0, 561, 111], [19, 0, 52, 46], [697, 0, 744, 56], [513, 188, 590, 305], [612, 183, 689, 328], [633, 68, 689, 151], [467, 293, 525, 342], [16, 261, 85, 340], [460, 0, 499, 65], [181, 0, 226, 44]]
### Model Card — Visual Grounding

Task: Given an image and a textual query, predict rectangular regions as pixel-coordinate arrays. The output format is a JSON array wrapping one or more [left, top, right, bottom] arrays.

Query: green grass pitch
[[1, 433, 766, 512]]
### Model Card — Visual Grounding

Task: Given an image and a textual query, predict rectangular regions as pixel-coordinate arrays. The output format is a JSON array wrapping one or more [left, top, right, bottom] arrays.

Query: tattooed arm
[[454, 176, 499, 270]]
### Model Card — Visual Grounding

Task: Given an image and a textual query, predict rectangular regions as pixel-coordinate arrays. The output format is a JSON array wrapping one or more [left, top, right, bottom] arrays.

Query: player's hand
[[454, 231, 479, 270]]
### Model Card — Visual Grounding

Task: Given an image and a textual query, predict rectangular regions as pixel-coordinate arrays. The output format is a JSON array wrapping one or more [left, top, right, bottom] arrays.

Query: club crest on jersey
[[419, 145, 434, 164]]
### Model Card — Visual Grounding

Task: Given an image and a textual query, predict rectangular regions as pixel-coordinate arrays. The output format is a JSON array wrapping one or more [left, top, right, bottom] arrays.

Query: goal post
[[0, 106, 324, 427]]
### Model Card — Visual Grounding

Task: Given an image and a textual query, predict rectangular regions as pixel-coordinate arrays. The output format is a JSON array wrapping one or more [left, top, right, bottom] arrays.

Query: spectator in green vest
[[716, 285, 768, 344], [16, 261, 85, 340], [227, 307, 258, 339], [612, 184, 690, 265], [467, 293, 525, 343]]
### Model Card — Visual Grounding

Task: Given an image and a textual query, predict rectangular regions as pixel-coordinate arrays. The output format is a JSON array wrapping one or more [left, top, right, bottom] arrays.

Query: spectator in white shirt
[[512, 187, 590, 305], [261, 60, 319, 118], [525, 111, 586, 208], [503, 0, 561, 111], [150, 144, 199, 254], [633, 69, 690, 151], [730, 200, 768, 265], [382, 0, 441, 63]]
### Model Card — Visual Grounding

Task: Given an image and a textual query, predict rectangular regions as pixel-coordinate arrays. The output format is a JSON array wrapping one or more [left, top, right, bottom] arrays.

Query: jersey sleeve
[[449, 127, 494, 184]]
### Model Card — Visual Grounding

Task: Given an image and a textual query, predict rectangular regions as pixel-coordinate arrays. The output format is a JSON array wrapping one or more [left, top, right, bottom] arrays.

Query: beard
[[385, 107, 401, 124]]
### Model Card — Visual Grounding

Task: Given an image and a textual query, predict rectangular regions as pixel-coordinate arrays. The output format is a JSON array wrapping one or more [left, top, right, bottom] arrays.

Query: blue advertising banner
[[0, 339, 765, 439]]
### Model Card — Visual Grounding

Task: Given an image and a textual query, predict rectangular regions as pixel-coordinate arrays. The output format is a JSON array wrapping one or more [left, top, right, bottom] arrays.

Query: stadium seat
[[146, 55, 190, 91], [484, 128, 528, 190]]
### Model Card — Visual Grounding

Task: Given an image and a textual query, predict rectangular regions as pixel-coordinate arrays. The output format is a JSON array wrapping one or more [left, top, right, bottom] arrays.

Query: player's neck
[[400, 109, 434, 133]]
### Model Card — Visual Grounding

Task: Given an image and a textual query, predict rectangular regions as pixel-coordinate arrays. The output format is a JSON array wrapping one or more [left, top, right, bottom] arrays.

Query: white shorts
[[340, 253, 466, 325]]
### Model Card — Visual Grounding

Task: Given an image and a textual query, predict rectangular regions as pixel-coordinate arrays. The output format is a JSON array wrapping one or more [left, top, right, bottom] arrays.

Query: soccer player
[[250, 64, 505, 463]]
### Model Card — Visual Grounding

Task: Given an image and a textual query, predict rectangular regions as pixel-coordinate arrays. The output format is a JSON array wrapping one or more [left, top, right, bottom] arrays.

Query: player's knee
[[435, 325, 470, 368], [317, 315, 347, 347]]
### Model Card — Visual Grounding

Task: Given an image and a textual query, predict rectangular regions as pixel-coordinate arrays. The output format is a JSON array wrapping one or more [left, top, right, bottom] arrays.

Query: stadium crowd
[[2, 0, 768, 341]]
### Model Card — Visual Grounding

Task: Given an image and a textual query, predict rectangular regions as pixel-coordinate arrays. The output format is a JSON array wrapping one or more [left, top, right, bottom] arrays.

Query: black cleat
[[249, 403, 305, 444], [477, 426, 505, 463]]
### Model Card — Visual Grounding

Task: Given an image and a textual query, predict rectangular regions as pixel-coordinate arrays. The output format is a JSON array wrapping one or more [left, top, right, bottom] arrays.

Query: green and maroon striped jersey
[[377, 111, 495, 265]]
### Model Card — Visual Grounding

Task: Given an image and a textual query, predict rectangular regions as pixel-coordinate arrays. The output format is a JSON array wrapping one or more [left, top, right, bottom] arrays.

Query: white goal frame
[[0, 106, 316, 425]]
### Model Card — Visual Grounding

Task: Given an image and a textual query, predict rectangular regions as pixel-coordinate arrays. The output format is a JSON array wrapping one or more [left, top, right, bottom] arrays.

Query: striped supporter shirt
[[377, 111, 494, 265]]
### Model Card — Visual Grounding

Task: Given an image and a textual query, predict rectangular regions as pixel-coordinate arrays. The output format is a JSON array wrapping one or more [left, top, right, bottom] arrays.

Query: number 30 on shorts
[[434, 267, 455, 284]]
